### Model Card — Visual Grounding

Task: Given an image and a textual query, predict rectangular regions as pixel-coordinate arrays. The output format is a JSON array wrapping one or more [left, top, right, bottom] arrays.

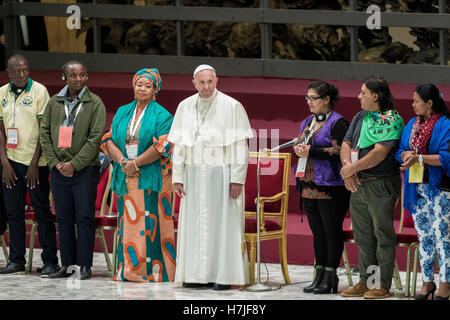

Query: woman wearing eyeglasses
[[294, 81, 350, 294]]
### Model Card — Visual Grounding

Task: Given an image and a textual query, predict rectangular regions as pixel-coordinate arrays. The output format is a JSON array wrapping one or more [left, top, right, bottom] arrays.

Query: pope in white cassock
[[168, 64, 253, 290]]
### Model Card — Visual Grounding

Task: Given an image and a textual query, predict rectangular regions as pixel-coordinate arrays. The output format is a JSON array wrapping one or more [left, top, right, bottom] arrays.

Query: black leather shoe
[[212, 283, 231, 290], [49, 266, 74, 279], [0, 262, 25, 275], [40, 264, 59, 278], [182, 282, 208, 288], [80, 266, 91, 280], [434, 295, 449, 300]]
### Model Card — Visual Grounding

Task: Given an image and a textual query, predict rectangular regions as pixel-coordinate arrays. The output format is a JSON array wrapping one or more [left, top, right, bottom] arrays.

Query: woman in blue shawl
[[396, 83, 450, 300], [100, 68, 176, 282]]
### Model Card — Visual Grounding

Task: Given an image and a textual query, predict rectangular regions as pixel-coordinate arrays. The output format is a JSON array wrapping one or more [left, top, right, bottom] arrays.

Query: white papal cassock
[[168, 89, 253, 285]]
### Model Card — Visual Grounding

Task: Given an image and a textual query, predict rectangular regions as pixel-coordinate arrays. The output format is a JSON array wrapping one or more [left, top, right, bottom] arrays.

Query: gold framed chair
[[341, 221, 355, 287], [25, 165, 118, 275], [25, 210, 38, 273], [25, 190, 56, 273], [395, 180, 420, 298], [1, 232, 9, 264], [95, 164, 119, 276], [244, 151, 291, 285]]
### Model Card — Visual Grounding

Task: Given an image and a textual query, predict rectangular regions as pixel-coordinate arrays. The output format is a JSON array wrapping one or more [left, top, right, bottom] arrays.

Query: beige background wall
[[42, 0, 86, 53]]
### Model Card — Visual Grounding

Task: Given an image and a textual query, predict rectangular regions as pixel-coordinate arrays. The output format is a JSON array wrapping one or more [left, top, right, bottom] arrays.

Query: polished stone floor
[[0, 248, 422, 301]]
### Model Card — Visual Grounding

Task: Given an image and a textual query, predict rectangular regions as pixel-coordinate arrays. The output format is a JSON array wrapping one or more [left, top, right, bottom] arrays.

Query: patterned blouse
[[298, 117, 349, 200]]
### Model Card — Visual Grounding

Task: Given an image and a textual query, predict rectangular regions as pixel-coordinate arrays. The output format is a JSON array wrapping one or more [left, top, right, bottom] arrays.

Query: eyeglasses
[[305, 95, 322, 102]]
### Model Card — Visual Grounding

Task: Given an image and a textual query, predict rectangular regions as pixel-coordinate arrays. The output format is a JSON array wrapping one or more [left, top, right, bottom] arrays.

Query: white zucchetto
[[193, 64, 216, 77]]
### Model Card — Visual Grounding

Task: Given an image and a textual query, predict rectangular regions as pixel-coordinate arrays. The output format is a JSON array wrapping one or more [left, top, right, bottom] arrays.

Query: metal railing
[[1, 0, 449, 83]]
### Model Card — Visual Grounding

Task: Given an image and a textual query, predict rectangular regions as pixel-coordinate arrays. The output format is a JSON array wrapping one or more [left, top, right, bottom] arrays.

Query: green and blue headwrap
[[132, 68, 162, 97]]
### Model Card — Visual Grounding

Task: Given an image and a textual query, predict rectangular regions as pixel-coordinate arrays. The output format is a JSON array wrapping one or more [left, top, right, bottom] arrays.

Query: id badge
[[58, 126, 73, 148], [351, 150, 359, 163], [6, 128, 19, 149], [295, 157, 307, 178], [126, 143, 138, 160], [409, 162, 424, 183]]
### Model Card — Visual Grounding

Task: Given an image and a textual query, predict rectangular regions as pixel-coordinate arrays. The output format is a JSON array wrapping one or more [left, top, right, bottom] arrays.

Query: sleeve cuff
[[172, 166, 184, 185], [153, 136, 173, 158], [47, 159, 60, 170], [70, 159, 82, 171]]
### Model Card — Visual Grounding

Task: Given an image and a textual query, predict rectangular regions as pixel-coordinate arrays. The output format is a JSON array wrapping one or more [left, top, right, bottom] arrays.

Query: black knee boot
[[313, 267, 339, 294], [303, 265, 324, 293]]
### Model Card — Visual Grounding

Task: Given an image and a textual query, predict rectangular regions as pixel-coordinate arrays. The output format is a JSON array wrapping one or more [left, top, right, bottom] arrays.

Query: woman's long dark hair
[[363, 76, 394, 112], [415, 83, 450, 118], [307, 81, 339, 108]]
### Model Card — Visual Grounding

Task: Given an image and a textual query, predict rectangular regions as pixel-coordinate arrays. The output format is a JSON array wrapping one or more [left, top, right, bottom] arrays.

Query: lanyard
[[9, 90, 23, 127], [304, 113, 330, 144], [129, 104, 147, 140], [355, 137, 361, 151], [304, 117, 318, 144], [64, 102, 83, 126], [12, 100, 21, 127], [305, 111, 331, 144]]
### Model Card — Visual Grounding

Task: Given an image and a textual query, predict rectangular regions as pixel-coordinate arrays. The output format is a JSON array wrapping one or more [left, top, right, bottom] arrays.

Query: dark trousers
[[2, 160, 57, 266], [50, 166, 99, 267], [0, 172, 7, 235], [303, 186, 350, 269]]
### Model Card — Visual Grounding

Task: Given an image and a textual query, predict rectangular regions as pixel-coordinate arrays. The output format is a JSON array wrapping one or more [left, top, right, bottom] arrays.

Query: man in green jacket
[[40, 60, 106, 280]]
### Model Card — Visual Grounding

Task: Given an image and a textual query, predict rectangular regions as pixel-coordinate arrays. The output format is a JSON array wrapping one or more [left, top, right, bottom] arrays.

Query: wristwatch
[[418, 154, 423, 164]]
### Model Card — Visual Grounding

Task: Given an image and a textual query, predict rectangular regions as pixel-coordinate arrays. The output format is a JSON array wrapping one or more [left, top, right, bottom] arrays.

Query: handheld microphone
[[270, 137, 299, 152]]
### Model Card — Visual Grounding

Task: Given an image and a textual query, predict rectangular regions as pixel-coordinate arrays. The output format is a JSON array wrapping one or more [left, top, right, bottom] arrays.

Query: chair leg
[[5, 226, 10, 265], [278, 237, 290, 285], [1, 234, 9, 264], [405, 244, 415, 297], [342, 245, 353, 287], [97, 229, 112, 272], [112, 229, 118, 276], [248, 240, 256, 285], [27, 222, 37, 273], [411, 244, 419, 297], [393, 260, 403, 291]]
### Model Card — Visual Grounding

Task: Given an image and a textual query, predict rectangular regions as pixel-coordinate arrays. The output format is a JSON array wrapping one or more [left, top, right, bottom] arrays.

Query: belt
[[358, 176, 378, 183]]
